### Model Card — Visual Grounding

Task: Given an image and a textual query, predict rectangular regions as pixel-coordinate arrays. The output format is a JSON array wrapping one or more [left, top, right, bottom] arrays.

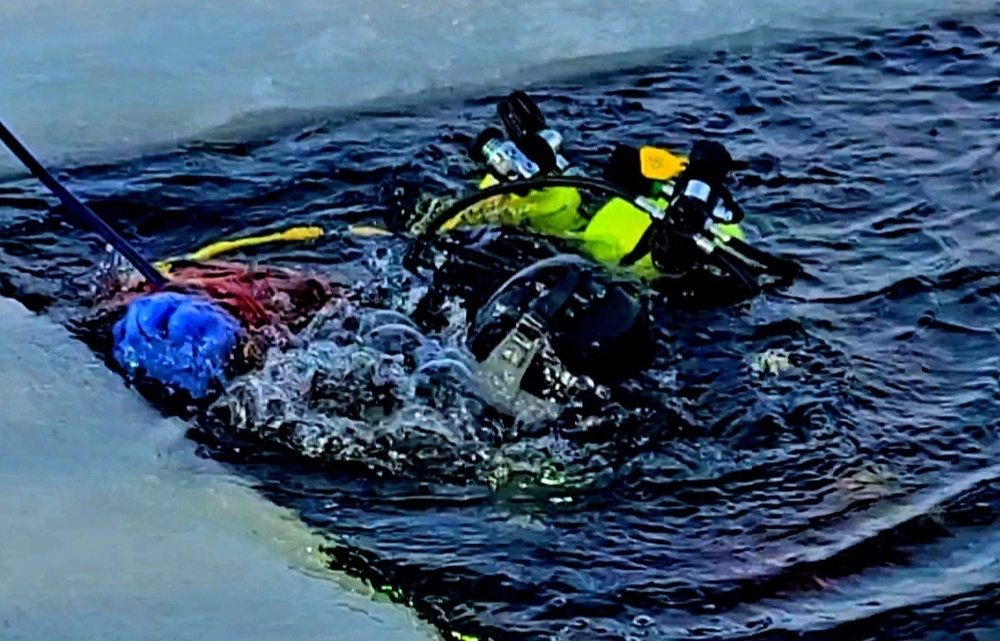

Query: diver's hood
[[466, 255, 653, 408]]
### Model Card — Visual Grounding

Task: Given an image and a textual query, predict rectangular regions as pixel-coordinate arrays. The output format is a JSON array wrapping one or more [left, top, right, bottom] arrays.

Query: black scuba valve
[[472, 91, 570, 179], [499, 90, 547, 140], [512, 132, 560, 175], [667, 140, 743, 229]]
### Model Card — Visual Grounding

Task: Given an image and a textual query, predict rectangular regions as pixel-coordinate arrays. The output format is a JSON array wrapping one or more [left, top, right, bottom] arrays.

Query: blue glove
[[112, 292, 242, 399]]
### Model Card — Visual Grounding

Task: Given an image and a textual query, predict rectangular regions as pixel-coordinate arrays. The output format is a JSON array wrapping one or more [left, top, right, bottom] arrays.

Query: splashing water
[[205, 267, 638, 491]]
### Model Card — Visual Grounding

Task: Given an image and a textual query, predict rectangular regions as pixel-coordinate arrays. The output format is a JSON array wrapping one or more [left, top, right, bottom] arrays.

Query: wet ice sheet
[[1, 0, 993, 170], [0, 296, 434, 641]]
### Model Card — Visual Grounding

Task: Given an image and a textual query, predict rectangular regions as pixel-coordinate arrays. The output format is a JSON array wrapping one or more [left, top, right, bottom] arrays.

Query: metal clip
[[634, 195, 667, 220], [480, 313, 547, 393], [694, 234, 716, 255]]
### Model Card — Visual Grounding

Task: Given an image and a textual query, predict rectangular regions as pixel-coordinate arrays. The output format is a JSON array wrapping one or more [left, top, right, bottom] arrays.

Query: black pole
[[0, 119, 167, 286]]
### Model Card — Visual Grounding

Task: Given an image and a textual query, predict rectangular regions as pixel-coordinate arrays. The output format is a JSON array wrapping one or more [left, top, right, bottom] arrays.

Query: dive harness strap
[[478, 265, 585, 402]]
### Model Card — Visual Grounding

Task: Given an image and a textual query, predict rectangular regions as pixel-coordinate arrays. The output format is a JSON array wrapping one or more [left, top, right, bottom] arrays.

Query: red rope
[[95, 261, 346, 371]]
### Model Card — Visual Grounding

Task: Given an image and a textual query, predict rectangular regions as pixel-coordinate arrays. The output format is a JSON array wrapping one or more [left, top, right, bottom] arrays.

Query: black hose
[[724, 235, 802, 279], [704, 243, 762, 297], [0, 118, 168, 286]]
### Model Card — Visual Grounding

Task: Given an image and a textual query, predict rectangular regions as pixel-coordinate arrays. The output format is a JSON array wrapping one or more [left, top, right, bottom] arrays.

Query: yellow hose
[[156, 226, 325, 274]]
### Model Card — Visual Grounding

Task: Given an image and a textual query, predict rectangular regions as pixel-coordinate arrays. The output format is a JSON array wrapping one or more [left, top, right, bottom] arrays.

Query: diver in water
[[392, 91, 801, 417]]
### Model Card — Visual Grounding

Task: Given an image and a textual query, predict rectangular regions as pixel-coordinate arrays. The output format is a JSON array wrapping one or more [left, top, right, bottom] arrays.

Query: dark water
[[3, 10, 1000, 641]]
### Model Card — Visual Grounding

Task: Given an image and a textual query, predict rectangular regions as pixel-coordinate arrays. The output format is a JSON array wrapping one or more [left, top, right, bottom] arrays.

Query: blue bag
[[112, 292, 242, 398]]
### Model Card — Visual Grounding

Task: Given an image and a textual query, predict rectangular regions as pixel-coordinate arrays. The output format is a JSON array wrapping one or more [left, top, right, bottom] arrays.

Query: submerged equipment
[[400, 91, 803, 408]]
